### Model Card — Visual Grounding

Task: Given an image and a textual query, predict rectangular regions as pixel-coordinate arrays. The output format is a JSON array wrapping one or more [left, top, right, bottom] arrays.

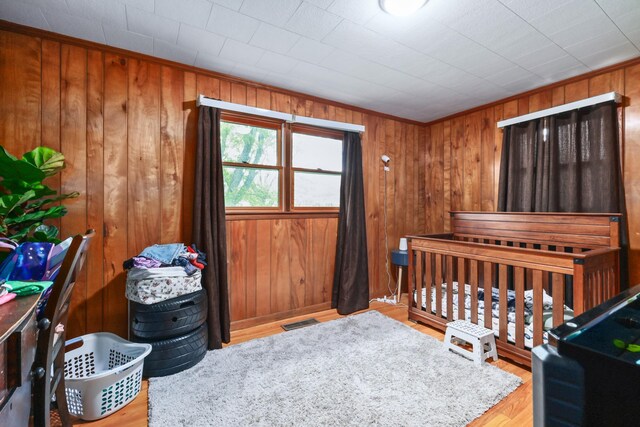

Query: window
[[221, 113, 343, 213]]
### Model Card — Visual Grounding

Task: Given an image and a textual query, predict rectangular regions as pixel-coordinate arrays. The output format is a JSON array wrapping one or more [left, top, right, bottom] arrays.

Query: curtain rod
[[196, 95, 366, 133], [497, 91, 622, 128]]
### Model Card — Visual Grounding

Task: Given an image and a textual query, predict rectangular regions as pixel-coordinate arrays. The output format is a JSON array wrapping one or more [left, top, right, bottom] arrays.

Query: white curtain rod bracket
[[197, 94, 365, 133], [497, 91, 622, 128]]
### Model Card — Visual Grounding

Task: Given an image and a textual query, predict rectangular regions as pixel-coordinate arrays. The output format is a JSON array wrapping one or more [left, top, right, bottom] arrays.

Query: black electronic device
[[533, 284, 640, 427]]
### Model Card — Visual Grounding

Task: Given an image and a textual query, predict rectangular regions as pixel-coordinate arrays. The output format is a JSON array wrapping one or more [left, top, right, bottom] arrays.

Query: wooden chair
[[32, 230, 95, 427]]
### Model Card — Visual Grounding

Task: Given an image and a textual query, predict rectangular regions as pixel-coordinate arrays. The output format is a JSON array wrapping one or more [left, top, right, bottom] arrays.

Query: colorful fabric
[[139, 243, 184, 265], [3, 280, 54, 296], [126, 270, 202, 305], [123, 256, 164, 270], [0, 292, 16, 305], [126, 267, 188, 281]]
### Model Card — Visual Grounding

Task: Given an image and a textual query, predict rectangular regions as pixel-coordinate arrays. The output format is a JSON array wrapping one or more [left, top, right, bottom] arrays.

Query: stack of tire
[[130, 289, 208, 377]]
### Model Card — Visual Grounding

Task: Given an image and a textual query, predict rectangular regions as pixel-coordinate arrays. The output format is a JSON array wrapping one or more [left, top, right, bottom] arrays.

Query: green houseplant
[[0, 146, 78, 244]]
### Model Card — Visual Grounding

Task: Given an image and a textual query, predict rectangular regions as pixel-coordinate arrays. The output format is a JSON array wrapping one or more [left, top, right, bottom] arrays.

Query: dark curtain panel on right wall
[[498, 101, 628, 286]]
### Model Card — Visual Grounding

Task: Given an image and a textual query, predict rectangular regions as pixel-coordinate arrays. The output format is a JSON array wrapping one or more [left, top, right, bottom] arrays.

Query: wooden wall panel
[[127, 59, 161, 256], [160, 66, 184, 244], [102, 54, 129, 337], [60, 44, 88, 335], [0, 30, 40, 154], [86, 49, 104, 333]]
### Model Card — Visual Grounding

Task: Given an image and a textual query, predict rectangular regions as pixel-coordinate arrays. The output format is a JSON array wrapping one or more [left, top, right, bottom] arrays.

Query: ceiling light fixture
[[379, 0, 428, 16]]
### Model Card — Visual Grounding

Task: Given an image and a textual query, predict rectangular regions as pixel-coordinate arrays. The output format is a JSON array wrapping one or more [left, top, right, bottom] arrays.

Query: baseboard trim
[[230, 302, 333, 331]]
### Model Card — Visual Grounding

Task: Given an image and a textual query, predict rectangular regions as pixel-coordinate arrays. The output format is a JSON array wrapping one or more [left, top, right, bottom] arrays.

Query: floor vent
[[281, 318, 319, 331]]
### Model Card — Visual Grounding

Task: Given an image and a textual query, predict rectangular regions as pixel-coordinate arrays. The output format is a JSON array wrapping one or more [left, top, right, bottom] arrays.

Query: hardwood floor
[[75, 301, 533, 426]]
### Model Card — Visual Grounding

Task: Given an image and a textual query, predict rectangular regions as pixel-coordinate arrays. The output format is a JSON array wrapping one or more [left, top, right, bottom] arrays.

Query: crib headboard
[[450, 212, 621, 249]]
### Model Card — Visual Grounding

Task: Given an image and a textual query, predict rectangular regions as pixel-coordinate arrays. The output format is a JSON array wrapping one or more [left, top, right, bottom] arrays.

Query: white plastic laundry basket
[[63, 332, 152, 421]]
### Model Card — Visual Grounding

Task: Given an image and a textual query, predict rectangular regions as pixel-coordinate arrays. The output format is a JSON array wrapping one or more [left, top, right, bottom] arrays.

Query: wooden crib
[[407, 212, 621, 366]]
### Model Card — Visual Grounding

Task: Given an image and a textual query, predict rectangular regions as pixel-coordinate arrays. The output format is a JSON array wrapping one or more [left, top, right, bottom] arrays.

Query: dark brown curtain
[[332, 132, 369, 314], [498, 102, 621, 213], [193, 106, 231, 349]]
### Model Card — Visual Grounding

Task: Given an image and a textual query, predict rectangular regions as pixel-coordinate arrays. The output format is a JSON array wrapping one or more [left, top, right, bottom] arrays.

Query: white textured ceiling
[[1, 0, 639, 122]]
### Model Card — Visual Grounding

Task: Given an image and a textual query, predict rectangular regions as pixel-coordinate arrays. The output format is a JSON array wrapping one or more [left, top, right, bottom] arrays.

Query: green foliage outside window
[[221, 121, 279, 207]]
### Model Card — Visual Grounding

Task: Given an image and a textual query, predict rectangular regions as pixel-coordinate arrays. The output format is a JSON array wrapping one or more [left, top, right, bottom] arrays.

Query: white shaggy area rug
[[148, 310, 522, 426]]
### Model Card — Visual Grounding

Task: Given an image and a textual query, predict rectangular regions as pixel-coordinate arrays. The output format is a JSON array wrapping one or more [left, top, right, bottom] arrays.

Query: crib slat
[[499, 264, 508, 344], [446, 256, 453, 321], [552, 273, 565, 327], [525, 243, 534, 291], [515, 266, 525, 349], [435, 254, 443, 318], [533, 270, 544, 346], [483, 262, 492, 330], [457, 258, 466, 320], [415, 250, 423, 310], [425, 252, 432, 314], [470, 260, 478, 324]]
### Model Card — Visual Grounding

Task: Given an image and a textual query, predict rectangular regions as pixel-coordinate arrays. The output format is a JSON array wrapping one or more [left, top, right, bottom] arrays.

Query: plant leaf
[[22, 147, 66, 177], [0, 146, 45, 182], [26, 192, 79, 210], [614, 339, 626, 349], [0, 145, 17, 170], [34, 224, 59, 240], [0, 191, 36, 216], [4, 205, 66, 225], [10, 222, 41, 242], [627, 344, 640, 353], [0, 179, 57, 198]]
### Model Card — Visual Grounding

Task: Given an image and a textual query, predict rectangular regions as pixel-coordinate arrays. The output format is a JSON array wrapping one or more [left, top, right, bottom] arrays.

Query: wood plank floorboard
[[74, 300, 533, 426]]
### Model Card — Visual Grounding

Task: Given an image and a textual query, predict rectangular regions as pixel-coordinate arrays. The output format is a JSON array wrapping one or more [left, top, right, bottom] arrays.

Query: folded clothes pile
[[123, 243, 207, 276], [124, 243, 206, 305]]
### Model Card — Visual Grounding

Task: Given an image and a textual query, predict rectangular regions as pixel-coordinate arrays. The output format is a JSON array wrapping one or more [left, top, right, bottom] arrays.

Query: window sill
[[225, 211, 339, 221]]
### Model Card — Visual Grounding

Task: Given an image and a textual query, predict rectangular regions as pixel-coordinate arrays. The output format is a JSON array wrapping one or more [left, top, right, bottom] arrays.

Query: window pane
[[223, 166, 279, 207], [294, 172, 340, 207], [292, 133, 342, 171], [221, 121, 277, 166]]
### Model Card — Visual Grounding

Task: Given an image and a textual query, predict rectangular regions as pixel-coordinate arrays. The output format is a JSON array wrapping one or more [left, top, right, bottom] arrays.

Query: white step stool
[[444, 320, 498, 366]]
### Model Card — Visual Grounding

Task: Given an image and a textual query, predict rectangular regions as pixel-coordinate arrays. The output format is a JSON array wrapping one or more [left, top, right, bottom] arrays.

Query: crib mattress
[[418, 283, 573, 349]]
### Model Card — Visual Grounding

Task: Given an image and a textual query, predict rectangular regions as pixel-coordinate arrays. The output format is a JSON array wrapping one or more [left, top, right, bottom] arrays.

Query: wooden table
[[0, 294, 39, 427]]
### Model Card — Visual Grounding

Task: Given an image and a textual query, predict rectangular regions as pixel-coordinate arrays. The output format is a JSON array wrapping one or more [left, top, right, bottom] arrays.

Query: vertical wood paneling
[[430, 123, 444, 231], [160, 66, 184, 243], [244, 220, 257, 318], [443, 121, 451, 231], [564, 79, 589, 103], [451, 117, 465, 212], [289, 219, 307, 309], [127, 59, 161, 255], [85, 49, 104, 334], [528, 90, 551, 112], [228, 221, 247, 321], [255, 220, 272, 317], [220, 79, 231, 102], [181, 71, 197, 242], [60, 44, 88, 337], [41, 39, 61, 157], [463, 112, 482, 211], [41, 40, 62, 231], [417, 126, 426, 231], [103, 53, 128, 337], [0, 30, 40, 153]]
